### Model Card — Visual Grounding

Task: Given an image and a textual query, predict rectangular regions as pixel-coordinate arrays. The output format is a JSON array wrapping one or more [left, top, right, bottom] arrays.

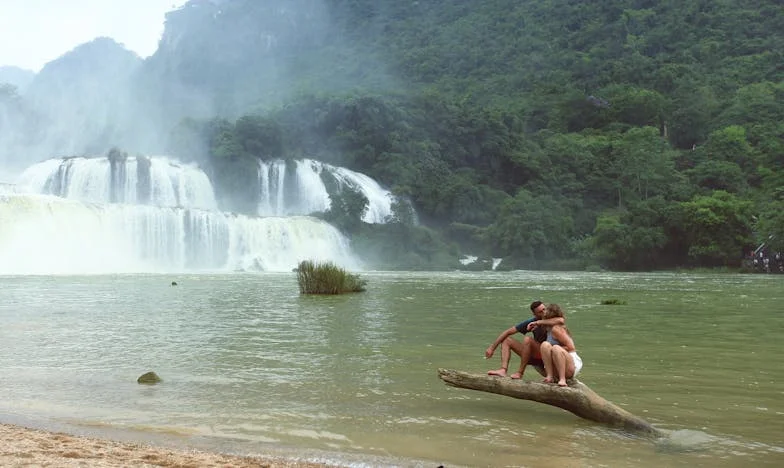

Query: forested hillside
[[160, 0, 783, 270], [5, 0, 782, 270]]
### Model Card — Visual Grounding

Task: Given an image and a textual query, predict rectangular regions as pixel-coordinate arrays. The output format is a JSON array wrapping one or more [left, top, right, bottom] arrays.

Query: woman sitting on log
[[530, 304, 582, 387]]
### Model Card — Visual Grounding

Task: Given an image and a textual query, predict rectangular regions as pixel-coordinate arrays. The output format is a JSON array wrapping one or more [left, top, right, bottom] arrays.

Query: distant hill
[[21, 37, 147, 159], [0, 66, 35, 92]]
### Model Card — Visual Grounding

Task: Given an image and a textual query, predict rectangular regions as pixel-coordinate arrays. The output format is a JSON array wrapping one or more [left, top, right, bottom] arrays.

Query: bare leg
[[510, 337, 538, 379], [540, 342, 554, 383], [552, 346, 567, 386], [552, 346, 575, 387], [488, 337, 523, 376]]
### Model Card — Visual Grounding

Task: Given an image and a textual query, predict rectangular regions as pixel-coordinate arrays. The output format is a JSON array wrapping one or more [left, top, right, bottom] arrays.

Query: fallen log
[[437, 368, 665, 438]]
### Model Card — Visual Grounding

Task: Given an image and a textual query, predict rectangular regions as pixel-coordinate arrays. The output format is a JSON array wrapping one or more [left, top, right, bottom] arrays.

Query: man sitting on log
[[485, 301, 565, 379]]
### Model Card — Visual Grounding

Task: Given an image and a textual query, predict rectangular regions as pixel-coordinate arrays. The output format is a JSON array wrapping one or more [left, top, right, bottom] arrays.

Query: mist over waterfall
[[258, 159, 394, 223], [1, 156, 360, 274]]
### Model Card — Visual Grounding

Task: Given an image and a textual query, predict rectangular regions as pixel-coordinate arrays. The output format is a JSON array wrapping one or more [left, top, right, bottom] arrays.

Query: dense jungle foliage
[[164, 0, 784, 271]]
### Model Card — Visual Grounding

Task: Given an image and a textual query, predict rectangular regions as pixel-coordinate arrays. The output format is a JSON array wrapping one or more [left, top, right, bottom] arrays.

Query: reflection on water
[[0, 271, 783, 467]]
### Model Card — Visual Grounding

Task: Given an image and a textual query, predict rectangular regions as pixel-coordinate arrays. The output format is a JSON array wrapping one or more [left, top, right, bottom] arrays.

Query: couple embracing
[[485, 301, 582, 387]]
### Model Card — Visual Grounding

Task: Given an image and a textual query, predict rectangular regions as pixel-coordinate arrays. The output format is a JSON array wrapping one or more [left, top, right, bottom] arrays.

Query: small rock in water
[[171, 281, 178, 286], [137, 371, 162, 384]]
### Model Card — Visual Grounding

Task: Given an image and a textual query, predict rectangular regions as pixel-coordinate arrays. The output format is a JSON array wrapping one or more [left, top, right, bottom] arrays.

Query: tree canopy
[[156, 0, 784, 270]]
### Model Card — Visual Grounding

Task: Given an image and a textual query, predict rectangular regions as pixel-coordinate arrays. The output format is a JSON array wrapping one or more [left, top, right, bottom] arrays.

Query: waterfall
[[0, 182, 16, 194], [257, 159, 394, 223], [2, 156, 362, 274], [16, 156, 218, 210], [226, 215, 358, 272]]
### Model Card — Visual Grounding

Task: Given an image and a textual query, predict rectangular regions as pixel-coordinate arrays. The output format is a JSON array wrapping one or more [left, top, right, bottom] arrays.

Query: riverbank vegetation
[[296, 260, 367, 294], [161, 0, 783, 271]]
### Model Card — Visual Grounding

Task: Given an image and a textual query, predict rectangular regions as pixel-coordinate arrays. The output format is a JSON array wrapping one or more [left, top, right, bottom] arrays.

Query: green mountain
[[6, 0, 784, 270], [155, 0, 783, 270]]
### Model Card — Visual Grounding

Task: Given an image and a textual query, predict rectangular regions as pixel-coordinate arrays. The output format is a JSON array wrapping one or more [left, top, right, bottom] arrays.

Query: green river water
[[0, 271, 781, 467]]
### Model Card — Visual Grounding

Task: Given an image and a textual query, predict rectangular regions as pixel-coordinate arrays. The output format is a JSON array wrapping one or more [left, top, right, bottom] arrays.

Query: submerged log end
[[437, 368, 664, 439]]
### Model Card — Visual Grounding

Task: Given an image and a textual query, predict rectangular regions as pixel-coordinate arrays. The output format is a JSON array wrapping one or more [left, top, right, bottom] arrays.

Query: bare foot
[[510, 372, 523, 379], [542, 377, 553, 384], [488, 368, 507, 377], [557, 380, 568, 387]]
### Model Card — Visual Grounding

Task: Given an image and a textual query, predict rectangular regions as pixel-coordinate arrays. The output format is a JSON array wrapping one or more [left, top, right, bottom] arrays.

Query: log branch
[[437, 368, 664, 438]]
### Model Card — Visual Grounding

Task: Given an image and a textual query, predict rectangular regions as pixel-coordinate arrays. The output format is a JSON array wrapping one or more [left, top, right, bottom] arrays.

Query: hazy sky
[[0, 0, 189, 72]]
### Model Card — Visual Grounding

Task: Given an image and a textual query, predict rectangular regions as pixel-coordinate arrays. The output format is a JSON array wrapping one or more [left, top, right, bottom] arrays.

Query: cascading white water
[[16, 156, 217, 210], [257, 159, 395, 223], [0, 183, 15, 195], [0, 192, 359, 274], [226, 215, 359, 272], [2, 156, 362, 274], [331, 165, 395, 224], [0, 194, 148, 274]]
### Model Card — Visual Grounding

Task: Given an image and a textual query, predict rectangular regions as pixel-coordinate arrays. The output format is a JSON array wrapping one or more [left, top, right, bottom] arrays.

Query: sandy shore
[[0, 423, 336, 468]]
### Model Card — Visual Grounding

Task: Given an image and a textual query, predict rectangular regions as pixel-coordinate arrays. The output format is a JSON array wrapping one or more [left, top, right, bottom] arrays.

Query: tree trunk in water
[[437, 368, 665, 438]]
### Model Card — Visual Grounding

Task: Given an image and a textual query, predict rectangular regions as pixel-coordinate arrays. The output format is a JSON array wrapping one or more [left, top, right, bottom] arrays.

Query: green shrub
[[296, 260, 367, 294], [600, 299, 627, 305]]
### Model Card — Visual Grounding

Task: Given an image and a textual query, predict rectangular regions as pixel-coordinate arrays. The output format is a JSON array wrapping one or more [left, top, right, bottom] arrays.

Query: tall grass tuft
[[600, 299, 627, 305], [296, 260, 367, 294]]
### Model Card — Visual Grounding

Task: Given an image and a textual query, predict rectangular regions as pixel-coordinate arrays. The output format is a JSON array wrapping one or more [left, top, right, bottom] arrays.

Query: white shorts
[[569, 352, 583, 377]]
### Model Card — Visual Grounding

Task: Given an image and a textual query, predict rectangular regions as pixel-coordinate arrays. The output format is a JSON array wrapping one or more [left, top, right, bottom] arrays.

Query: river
[[0, 271, 781, 467]]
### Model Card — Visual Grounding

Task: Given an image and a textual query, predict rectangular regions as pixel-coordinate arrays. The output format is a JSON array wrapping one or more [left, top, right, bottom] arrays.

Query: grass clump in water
[[600, 299, 627, 305], [296, 260, 367, 294]]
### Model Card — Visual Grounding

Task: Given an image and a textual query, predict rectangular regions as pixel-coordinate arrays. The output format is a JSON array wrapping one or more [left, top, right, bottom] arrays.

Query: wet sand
[[0, 423, 336, 467]]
